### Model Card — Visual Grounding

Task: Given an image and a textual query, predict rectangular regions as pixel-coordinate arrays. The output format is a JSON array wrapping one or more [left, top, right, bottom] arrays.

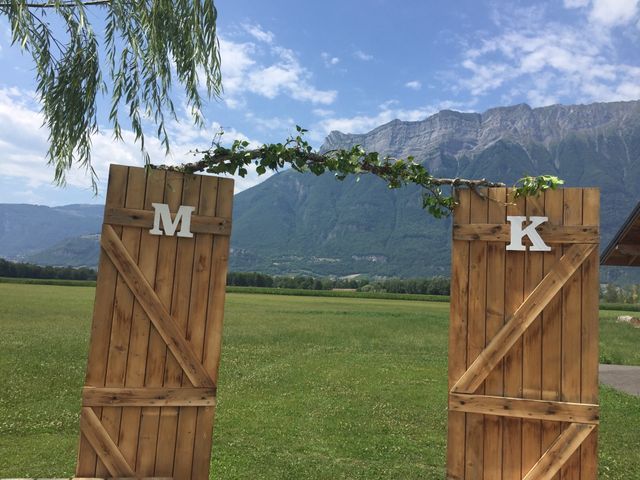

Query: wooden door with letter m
[[447, 187, 599, 480], [75, 164, 233, 480]]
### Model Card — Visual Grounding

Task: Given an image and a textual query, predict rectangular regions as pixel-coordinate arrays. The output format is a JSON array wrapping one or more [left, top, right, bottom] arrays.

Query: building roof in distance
[[601, 201, 640, 267]]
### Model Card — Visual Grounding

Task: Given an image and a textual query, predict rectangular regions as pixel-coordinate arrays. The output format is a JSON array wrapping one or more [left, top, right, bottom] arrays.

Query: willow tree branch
[[0, 1, 110, 7]]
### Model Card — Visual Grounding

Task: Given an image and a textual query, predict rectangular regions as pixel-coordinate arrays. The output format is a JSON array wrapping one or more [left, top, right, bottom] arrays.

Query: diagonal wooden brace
[[522, 423, 596, 480], [101, 225, 215, 388], [451, 243, 596, 394], [80, 407, 135, 477]]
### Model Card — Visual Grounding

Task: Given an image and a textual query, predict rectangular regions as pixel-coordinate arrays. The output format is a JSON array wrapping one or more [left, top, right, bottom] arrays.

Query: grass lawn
[[1, 283, 639, 479]]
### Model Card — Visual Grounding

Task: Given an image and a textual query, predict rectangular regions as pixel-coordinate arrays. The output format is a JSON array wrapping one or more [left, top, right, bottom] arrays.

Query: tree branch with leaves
[[155, 127, 564, 218]]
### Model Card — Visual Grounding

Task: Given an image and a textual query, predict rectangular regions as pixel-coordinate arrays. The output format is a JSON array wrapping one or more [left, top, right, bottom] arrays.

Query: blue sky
[[1, 0, 640, 205]]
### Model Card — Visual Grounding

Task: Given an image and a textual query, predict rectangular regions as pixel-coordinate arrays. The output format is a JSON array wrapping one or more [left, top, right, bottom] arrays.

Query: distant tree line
[[226, 272, 450, 295], [601, 284, 640, 304], [0, 258, 97, 281], [1, 258, 451, 295]]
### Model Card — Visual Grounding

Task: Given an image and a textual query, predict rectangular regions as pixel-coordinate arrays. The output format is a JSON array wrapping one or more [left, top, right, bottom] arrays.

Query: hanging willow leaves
[[0, 0, 221, 190]]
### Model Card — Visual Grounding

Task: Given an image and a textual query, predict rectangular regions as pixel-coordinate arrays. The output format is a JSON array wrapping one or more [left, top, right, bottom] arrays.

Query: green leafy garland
[[156, 127, 564, 218]]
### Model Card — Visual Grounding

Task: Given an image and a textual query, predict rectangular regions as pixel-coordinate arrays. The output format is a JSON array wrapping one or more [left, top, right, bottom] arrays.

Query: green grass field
[[1, 283, 639, 478]]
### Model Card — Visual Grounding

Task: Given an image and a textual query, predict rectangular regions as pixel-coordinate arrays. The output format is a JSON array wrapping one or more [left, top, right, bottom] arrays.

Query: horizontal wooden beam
[[448, 393, 599, 424], [451, 243, 596, 394], [104, 206, 232, 236], [522, 423, 596, 480], [453, 223, 598, 244], [82, 387, 216, 407]]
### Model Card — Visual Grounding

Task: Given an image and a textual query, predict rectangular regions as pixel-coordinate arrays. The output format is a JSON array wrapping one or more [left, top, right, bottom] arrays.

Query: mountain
[[2, 100, 640, 280], [231, 101, 640, 278], [0, 204, 103, 261], [24, 233, 100, 268]]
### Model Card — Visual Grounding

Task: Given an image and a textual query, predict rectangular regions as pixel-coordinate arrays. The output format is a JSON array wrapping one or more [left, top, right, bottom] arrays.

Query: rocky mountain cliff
[[231, 101, 640, 279], [3, 100, 640, 281]]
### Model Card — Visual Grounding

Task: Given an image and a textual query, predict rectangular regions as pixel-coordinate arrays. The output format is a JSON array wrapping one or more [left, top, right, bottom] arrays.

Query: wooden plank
[[561, 189, 583, 480], [452, 242, 595, 394], [173, 175, 220, 479], [580, 188, 600, 480], [447, 188, 470, 480], [82, 387, 216, 407], [104, 206, 232, 235], [464, 189, 487, 479], [117, 169, 166, 470], [191, 177, 235, 480], [100, 224, 214, 389], [97, 167, 147, 477], [541, 188, 564, 480], [76, 165, 129, 477], [154, 174, 202, 477], [136, 171, 183, 476], [452, 223, 598, 243], [448, 393, 599, 424], [80, 407, 135, 477], [502, 189, 524, 480], [483, 187, 506, 479], [523, 423, 595, 480], [523, 193, 544, 474]]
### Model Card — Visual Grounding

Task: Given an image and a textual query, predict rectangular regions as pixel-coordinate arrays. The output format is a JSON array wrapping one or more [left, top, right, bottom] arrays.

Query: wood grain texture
[[447, 188, 470, 480], [76, 166, 233, 480], [447, 188, 599, 480], [522, 193, 544, 474], [76, 165, 129, 477], [191, 177, 235, 480], [97, 167, 147, 477], [541, 188, 564, 480], [482, 187, 506, 479], [448, 393, 599, 424], [172, 175, 219, 480], [104, 206, 232, 235], [100, 225, 215, 389], [136, 171, 183, 476], [80, 407, 135, 477], [523, 423, 595, 480], [154, 173, 201, 477], [580, 188, 600, 480], [117, 168, 166, 470], [502, 190, 525, 480], [452, 243, 595, 394], [464, 190, 487, 479], [561, 189, 583, 480], [82, 387, 216, 407], [453, 223, 598, 243]]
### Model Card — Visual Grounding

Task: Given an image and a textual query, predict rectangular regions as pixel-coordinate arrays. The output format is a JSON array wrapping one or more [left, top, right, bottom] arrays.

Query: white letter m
[[149, 203, 195, 238]]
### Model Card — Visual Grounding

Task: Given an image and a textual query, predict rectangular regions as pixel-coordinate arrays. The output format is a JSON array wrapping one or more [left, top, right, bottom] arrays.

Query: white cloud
[[219, 35, 337, 107], [456, 5, 640, 106], [353, 50, 373, 61], [0, 87, 267, 198], [589, 0, 639, 26], [321, 52, 340, 67], [312, 108, 334, 117], [564, 0, 590, 8], [243, 24, 274, 44], [405, 80, 422, 90]]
